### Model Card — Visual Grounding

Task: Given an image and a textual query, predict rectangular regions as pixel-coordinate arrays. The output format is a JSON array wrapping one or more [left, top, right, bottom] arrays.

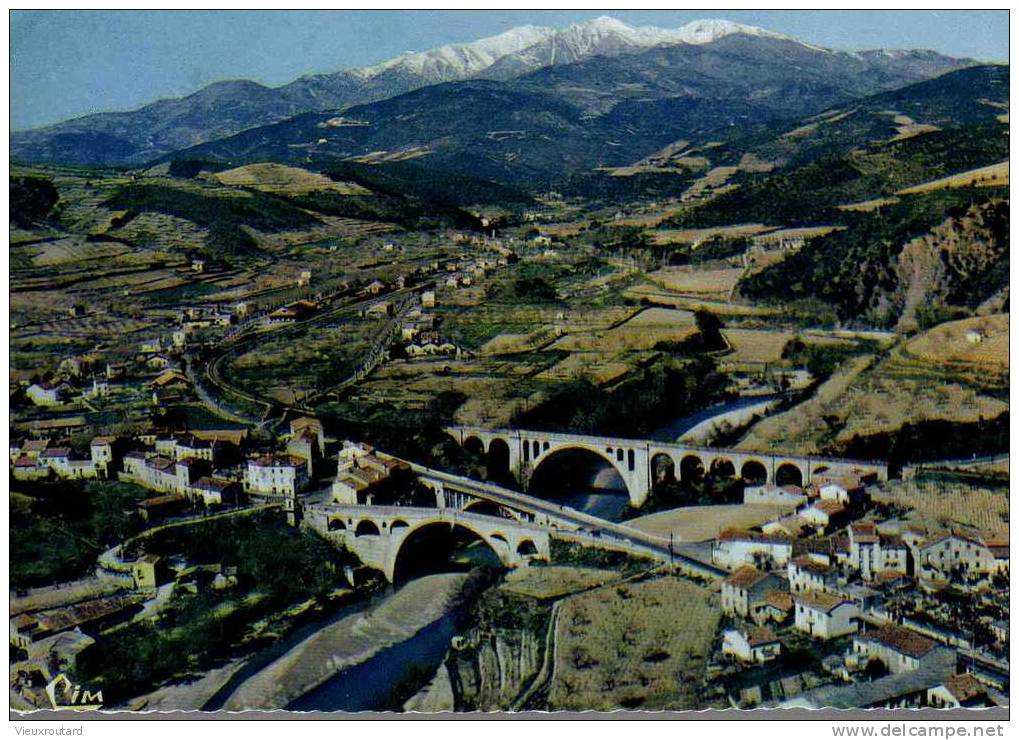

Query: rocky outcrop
[[446, 627, 544, 711]]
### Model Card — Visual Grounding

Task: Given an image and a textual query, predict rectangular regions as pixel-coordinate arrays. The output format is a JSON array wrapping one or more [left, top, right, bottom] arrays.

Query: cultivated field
[[550, 576, 719, 711], [650, 223, 772, 246], [873, 479, 1009, 533], [213, 163, 371, 195], [902, 314, 1008, 371], [896, 161, 1009, 195], [647, 267, 743, 296], [551, 307, 697, 352]]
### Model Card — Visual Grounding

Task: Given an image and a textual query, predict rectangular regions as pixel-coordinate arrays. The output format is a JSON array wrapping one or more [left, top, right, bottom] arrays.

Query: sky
[[10, 10, 1009, 131]]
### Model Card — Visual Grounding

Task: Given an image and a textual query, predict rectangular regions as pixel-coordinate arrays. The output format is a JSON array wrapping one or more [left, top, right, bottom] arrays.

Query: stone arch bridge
[[304, 503, 550, 582], [446, 426, 888, 508]]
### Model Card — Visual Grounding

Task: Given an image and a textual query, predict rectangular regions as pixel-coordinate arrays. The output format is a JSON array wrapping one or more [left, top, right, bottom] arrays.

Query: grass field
[[628, 503, 795, 542], [722, 328, 797, 364], [550, 576, 719, 711], [873, 479, 1009, 533]]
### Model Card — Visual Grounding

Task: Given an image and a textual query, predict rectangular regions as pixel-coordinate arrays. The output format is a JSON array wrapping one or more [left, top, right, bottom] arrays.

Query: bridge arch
[[390, 519, 409, 532], [741, 459, 768, 484], [463, 435, 485, 458], [327, 518, 346, 531], [709, 457, 737, 480], [529, 443, 632, 502], [463, 499, 511, 518], [517, 539, 539, 556], [651, 452, 676, 484], [679, 454, 706, 481], [355, 519, 381, 537], [388, 519, 507, 582], [775, 462, 804, 487], [487, 437, 511, 480]]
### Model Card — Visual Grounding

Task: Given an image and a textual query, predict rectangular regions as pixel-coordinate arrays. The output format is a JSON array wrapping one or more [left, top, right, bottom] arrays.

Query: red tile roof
[[861, 624, 937, 659]]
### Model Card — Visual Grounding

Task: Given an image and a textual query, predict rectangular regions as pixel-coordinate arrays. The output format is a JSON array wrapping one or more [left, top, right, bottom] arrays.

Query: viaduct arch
[[445, 426, 888, 508]]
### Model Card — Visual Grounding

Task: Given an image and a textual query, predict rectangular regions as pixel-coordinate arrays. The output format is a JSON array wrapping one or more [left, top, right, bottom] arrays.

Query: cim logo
[[45, 674, 103, 711]]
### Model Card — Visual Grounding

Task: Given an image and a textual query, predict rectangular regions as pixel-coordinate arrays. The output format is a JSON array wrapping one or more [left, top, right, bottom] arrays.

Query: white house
[[788, 555, 839, 594], [792, 591, 859, 639], [713, 529, 794, 569], [245, 454, 309, 497], [799, 499, 847, 532], [848, 521, 910, 580], [723, 627, 781, 664]]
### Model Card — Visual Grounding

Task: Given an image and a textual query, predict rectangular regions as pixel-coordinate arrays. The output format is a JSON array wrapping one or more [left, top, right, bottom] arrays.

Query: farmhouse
[[792, 591, 859, 639]]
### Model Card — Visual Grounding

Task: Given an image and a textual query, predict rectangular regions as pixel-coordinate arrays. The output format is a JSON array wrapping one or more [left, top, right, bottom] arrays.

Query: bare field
[[628, 503, 795, 542], [550, 576, 718, 711], [722, 328, 796, 364]]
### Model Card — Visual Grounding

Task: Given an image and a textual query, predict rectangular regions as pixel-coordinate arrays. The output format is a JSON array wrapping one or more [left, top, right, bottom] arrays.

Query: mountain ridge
[[11, 16, 973, 167]]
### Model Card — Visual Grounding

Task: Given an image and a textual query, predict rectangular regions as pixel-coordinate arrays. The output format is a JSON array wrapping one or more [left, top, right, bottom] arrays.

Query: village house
[[799, 499, 849, 533], [191, 476, 242, 507], [848, 521, 911, 580], [761, 515, 811, 539], [812, 473, 870, 505], [139, 338, 163, 354], [245, 454, 309, 497], [713, 529, 794, 569], [792, 591, 859, 639], [155, 434, 219, 463], [39, 447, 98, 479], [265, 300, 317, 325], [916, 529, 1009, 578], [89, 436, 118, 477], [122, 452, 208, 495], [927, 674, 993, 709], [721, 566, 788, 620], [25, 381, 70, 407], [722, 627, 782, 664], [131, 554, 162, 590], [365, 301, 392, 318], [332, 442, 408, 505], [421, 290, 436, 308], [137, 494, 186, 522], [849, 624, 941, 675], [743, 483, 807, 507], [788, 555, 840, 594]]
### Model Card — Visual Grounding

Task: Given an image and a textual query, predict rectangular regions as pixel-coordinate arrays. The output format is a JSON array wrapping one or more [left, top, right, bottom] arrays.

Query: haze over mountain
[[11, 16, 973, 167]]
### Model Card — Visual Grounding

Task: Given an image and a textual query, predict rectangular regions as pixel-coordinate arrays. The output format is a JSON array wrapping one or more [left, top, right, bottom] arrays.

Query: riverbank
[[221, 573, 479, 711]]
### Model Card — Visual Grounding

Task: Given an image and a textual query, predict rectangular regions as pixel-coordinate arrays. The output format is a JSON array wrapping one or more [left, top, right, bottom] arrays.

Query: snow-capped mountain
[[12, 16, 972, 166]]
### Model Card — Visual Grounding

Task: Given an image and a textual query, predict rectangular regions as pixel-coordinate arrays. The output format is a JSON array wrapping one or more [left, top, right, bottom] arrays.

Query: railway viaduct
[[445, 426, 888, 508]]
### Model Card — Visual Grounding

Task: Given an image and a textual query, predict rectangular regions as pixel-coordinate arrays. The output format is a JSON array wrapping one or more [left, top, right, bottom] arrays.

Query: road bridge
[[446, 426, 888, 507], [303, 504, 550, 582]]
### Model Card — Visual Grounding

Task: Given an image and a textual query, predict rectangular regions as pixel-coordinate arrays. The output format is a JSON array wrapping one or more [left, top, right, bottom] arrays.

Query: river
[[652, 392, 784, 442], [207, 572, 484, 712]]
